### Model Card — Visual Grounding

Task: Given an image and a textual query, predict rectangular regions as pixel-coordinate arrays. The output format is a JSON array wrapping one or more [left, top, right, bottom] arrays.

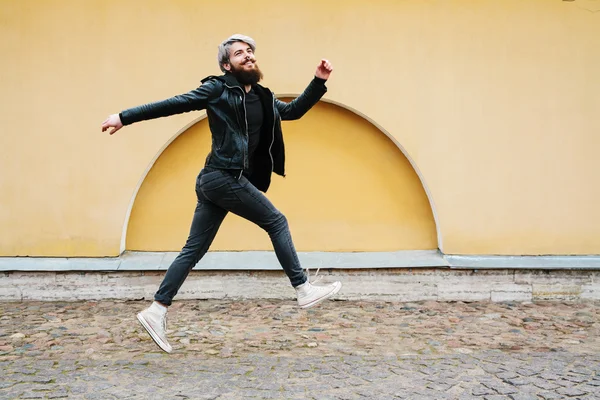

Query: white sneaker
[[295, 271, 342, 309], [136, 302, 172, 353]]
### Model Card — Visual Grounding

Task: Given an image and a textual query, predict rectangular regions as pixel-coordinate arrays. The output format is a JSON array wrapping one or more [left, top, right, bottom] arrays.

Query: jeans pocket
[[199, 170, 229, 193]]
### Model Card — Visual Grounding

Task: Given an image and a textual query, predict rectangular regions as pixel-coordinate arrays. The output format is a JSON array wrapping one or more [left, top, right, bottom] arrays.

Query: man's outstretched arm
[[101, 79, 221, 135], [276, 59, 333, 121]]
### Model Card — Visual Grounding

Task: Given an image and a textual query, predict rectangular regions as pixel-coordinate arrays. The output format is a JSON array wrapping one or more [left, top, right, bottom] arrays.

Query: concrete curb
[[1, 251, 600, 272]]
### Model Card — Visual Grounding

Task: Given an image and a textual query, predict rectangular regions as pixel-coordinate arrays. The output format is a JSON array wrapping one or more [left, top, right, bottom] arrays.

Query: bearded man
[[101, 34, 341, 353]]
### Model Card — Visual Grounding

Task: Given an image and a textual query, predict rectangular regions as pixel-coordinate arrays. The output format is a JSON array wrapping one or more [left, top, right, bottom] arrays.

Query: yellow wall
[[1, 0, 599, 256], [127, 101, 437, 251]]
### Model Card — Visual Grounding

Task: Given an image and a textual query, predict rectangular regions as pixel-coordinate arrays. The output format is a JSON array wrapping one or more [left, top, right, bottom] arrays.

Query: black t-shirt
[[245, 87, 263, 169]]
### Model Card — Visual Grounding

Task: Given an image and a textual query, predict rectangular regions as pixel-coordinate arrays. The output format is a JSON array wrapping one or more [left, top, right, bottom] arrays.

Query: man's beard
[[230, 61, 263, 85]]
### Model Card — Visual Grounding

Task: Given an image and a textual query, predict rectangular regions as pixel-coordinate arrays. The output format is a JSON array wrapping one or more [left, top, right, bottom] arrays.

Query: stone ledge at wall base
[[1, 268, 599, 302], [2, 251, 600, 272]]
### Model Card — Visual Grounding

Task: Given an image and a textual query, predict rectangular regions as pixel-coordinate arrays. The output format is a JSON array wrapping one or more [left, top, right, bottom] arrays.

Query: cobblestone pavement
[[1, 299, 599, 399]]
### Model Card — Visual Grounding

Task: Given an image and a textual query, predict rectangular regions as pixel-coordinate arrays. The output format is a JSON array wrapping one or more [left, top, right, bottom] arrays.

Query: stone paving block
[[426, 381, 456, 391], [515, 368, 540, 377], [47, 390, 69, 399], [483, 381, 519, 395], [577, 384, 600, 395], [504, 378, 529, 386], [20, 391, 46, 399], [530, 378, 561, 390], [563, 374, 589, 383], [556, 386, 590, 397], [472, 384, 496, 396], [457, 392, 482, 400], [18, 375, 54, 384], [1, 389, 25, 399], [496, 371, 520, 380], [84, 392, 119, 400], [568, 366, 594, 376], [481, 364, 508, 374], [405, 392, 449, 400], [538, 372, 562, 382], [508, 394, 538, 400], [0, 381, 17, 390], [538, 393, 563, 400]]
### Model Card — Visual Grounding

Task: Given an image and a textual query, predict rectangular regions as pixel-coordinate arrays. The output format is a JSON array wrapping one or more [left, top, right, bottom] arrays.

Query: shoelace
[[306, 267, 323, 285]]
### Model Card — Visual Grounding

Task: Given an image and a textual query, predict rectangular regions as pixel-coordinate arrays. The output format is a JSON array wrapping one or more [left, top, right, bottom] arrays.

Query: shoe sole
[[300, 282, 342, 309], [137, 313, 172, 353]]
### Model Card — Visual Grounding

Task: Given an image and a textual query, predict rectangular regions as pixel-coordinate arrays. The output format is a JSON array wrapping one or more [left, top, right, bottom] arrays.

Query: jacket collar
[[221, 73, 242, 88], [202, 73, 269, 91], [220, 73, 270, 94], [200, 73, 244, 88]]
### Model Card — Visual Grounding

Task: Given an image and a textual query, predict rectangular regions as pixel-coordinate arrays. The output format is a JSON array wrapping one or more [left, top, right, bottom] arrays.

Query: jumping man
[[101, 34, 342, 353]]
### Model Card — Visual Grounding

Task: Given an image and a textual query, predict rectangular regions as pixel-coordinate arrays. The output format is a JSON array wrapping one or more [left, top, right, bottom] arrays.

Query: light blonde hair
[[217, 34, 256, 73]]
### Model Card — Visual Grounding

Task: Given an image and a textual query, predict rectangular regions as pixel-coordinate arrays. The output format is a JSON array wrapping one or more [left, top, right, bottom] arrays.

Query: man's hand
[[101, 114, 123, 135], [315, 59, 333, 80]]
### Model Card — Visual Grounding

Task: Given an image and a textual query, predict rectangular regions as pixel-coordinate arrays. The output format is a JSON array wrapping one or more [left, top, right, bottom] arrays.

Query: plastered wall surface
[[1, 0, 598, 256]]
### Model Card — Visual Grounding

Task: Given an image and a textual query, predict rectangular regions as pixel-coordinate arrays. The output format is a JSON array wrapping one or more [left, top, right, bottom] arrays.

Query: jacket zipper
[[224, 83, 248, 179], [269, 94, 276, 173]]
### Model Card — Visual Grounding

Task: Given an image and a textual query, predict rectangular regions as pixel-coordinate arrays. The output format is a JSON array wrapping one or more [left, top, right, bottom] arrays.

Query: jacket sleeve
[[119, 79, 221, 126], [275, 77, 327, 121]]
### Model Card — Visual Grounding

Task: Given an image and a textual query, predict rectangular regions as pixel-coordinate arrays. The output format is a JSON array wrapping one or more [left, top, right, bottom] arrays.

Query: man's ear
[[223, 63, 231, 72]]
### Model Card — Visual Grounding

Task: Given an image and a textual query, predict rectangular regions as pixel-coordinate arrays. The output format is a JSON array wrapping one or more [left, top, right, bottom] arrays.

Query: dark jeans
[[154, 167, 308, 306]]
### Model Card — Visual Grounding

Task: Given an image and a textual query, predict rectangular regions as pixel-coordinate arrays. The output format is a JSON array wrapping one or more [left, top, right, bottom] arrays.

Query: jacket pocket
[[216, 130, 227, 150]]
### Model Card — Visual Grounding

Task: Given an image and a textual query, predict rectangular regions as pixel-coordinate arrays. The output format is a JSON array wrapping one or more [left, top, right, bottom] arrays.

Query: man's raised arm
[[276, 59, 333, 121], [101, 78, 221, 135]]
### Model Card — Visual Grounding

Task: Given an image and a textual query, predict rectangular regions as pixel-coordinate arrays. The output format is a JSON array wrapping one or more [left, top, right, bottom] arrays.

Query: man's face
[[225, 41, 257, 72], [224, 41, 263, 85]]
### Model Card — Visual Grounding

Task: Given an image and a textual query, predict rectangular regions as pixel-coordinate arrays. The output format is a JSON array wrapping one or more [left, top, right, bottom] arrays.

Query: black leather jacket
[[120, 73, 327, 192]]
